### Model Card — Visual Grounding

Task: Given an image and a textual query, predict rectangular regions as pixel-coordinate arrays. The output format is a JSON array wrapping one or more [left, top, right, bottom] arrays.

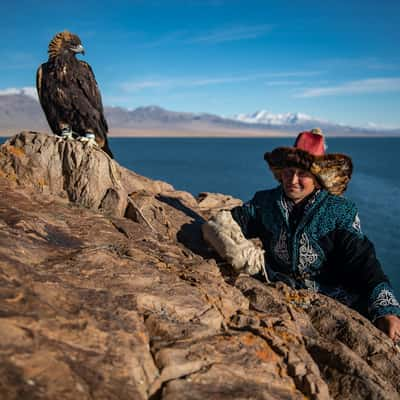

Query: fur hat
[[264, 128, 353, 195]]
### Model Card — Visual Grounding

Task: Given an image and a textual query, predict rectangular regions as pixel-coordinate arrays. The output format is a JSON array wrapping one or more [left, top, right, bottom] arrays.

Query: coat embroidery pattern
[[352, 213, 362, 233], [274, 228, 290, 265], [298, 233, 319, 276], [280, 197, 291, 221], [372, 288, 400, 309]]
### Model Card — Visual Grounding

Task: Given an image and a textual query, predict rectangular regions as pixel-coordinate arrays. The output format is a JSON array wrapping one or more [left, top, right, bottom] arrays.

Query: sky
[[1, 0, 400, 128]]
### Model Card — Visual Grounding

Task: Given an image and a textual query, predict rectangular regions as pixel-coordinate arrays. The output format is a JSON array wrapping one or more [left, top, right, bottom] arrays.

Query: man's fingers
[[388, 327, 397, 341], [375, 315, 400, 342]]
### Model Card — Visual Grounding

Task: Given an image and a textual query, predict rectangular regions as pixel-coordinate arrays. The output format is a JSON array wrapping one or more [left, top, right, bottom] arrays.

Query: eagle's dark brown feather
[[36, 31, 113, 158]]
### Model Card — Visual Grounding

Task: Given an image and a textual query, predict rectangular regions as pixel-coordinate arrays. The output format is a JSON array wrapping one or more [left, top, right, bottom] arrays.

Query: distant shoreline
[[1, 128, 400, 138]]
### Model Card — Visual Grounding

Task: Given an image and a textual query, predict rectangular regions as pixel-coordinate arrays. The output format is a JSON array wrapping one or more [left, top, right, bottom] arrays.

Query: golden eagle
[[36, 31, 113, 158]]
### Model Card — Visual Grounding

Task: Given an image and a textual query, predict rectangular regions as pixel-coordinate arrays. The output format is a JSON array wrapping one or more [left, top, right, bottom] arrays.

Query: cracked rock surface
[[0, 132, 399, 399]]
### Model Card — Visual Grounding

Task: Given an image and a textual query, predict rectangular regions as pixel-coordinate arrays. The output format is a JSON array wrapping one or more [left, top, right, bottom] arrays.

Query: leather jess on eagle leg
[[202, 211, 269, 280]]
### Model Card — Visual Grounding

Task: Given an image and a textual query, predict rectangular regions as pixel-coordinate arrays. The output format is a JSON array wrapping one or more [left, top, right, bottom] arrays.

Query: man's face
[[280, 167, 317, 203]]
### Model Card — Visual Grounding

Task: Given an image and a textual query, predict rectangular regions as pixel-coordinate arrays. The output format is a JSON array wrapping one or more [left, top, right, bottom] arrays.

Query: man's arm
[[335, 209, 400, 339], [230, 200, 260, 239]]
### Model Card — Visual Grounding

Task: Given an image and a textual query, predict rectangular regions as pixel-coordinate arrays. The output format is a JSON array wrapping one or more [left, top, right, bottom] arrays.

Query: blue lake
[[2, 136, 399, 296]]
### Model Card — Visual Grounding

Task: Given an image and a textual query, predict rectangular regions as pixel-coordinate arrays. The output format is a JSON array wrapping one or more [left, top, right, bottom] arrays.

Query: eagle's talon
[[79, 133, 97, 147], [60, 127, 73, 140]]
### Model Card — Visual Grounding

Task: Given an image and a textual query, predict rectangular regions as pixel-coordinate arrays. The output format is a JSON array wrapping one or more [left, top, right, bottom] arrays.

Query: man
[[202, 129, 400, 341]]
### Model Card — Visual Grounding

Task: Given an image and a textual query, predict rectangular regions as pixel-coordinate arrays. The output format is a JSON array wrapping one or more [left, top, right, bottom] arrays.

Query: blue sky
[[1, 0, 400, 128]]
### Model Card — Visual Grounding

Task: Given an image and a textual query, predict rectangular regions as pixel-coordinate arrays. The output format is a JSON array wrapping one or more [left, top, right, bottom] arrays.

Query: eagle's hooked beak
[[70, 44, 85, 55]]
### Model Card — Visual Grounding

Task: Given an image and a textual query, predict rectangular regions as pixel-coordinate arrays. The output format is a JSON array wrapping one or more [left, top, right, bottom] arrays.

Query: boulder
[[197, 191, 243, 218], [0, 132, 173, 217]]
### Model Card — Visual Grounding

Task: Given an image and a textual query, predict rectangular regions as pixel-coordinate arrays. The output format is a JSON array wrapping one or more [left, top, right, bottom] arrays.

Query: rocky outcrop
[[0, 131, 399, 400], [0, 132, 174, 217]]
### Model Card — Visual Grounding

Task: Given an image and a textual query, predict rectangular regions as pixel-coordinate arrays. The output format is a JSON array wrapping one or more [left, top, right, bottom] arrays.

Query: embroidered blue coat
[[231, 186, 400, 321]]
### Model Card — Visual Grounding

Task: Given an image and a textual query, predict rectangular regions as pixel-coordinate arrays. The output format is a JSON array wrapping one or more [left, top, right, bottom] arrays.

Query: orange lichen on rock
[[284, 290, 314, 311], [36, 177, 47, 189], [4, 144, 26, 158], [240, 332, 279, 363], [241, 332, 258, 346], [255, 346, 278, 362], [0, 169, 17, 182]]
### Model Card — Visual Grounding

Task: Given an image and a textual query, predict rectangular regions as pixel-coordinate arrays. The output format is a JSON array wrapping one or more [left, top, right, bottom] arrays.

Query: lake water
[[2, 136, 399, 296]]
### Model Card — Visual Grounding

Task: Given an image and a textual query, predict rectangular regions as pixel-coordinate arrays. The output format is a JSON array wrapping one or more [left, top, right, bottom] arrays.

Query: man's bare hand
[[375, 314, 400, 342]]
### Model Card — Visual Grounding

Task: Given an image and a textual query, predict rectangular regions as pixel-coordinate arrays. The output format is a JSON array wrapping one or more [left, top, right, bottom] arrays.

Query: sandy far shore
[[0, 128, 294, 138], [108, 128, 295, 138], [1, 128, 396, 138]]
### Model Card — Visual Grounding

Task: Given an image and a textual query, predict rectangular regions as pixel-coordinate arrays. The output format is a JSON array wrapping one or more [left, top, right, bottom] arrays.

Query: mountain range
[[1, 92, 399, 136]]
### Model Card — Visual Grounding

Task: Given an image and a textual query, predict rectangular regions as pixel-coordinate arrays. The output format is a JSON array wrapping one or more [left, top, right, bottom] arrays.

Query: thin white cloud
[[188, 24, 273, 44], [265, 80, 304, 86], [134, 24, 273, 48], [297, 78, 400, 98], [0, 51, 39, 71], [188, 76, 250, 86], [121, 71, 323, 92], [0, 87, 38, 100], [120, 76, 254, 92], [125, 80, 169, 90], [265, 71, 322, 78], [318, 57, 400, 72], [121, 79, 174, 92], [136, 30, 189, 48]]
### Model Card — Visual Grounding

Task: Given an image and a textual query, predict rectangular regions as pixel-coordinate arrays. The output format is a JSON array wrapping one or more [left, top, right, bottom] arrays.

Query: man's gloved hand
[[201, 210, 267, 277]]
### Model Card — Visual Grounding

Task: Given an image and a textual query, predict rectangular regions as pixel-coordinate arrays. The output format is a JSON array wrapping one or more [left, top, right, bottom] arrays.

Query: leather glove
[[202, 210, 267, 277]]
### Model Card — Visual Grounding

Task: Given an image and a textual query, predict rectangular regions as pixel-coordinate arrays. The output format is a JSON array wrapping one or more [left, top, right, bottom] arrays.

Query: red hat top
[[294, 128, 325, 156]]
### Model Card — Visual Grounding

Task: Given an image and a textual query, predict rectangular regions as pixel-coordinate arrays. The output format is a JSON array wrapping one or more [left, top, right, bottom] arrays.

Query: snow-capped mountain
[[232, 110, 324, 126], [229, 109, 400, 134]]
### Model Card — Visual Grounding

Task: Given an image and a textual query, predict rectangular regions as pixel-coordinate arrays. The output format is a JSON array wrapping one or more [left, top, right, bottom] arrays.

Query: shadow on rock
[[156, 194, 213, 257]]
